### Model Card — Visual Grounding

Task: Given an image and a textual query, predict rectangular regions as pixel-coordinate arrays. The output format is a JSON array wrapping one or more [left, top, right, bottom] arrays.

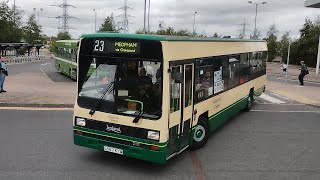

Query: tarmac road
[[267, 73, 320, 88], [7, 59, 73, 83], [1, 100, 320, 180]]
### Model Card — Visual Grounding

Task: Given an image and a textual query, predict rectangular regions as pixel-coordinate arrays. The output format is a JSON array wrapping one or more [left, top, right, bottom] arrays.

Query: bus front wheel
[[190, 117, 209, 150]]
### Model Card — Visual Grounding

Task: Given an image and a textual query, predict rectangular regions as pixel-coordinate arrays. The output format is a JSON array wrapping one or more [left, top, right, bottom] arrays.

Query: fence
[[1, 55, 50, 64]]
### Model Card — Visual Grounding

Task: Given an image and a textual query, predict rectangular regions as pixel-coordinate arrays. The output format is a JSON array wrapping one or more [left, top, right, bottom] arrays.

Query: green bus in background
[[54, 40, 79, 80]]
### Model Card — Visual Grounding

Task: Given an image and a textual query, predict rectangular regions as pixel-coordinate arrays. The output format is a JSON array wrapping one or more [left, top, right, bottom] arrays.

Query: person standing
[[281, 62, 287, 74], [298, 61, 308, 86], [0, 56, 8, 93]]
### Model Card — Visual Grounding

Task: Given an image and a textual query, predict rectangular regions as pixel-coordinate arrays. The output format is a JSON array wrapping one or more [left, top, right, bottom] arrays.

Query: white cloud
[[6, 0, 320, 39]]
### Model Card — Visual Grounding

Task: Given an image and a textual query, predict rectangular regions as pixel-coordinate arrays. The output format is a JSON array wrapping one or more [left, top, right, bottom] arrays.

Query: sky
[[5, 0, 320, 39]]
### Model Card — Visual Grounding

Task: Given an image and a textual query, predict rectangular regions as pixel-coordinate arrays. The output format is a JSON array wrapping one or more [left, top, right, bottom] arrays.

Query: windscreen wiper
[[89, 81, 115, 115], [132, 110, 144, 123]]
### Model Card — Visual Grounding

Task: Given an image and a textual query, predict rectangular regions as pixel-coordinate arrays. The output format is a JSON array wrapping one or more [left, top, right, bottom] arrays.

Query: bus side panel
[[208, 97, 247, 131], [192, 75, 266, 132]]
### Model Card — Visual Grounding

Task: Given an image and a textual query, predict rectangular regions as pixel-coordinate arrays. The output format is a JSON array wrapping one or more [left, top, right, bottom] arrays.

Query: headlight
[[76, 118, 86, 127], [147, 131, 160, 141]]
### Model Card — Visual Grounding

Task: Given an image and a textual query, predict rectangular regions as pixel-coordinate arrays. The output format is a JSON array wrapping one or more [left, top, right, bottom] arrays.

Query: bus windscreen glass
[[77, 57, 163, 119]]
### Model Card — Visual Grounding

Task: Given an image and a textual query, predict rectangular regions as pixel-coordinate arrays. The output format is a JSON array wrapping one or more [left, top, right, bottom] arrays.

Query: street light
[[147, 0, 150, 33], [33, 8, 43, 25], [248, 1, 267, 38], [192, 11, 197, 36], [93, 9, 97, 32], [143, 0, 147, 34]]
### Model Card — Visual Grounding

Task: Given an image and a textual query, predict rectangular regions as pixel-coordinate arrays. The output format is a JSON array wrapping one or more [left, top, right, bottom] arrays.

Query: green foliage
[[135, 21, 193, 36], [0, 2, 23, 43], [212, 32, 222, 38], [50, 40, 56, 53], [290, 18, 320, 66], [22, 14, 42, 44], [16, 47, 27, 55], [98, 13, 118, 32], [277, 32, 290, 62], [57, 32, 72, 40], [265, 24, 279, 62]]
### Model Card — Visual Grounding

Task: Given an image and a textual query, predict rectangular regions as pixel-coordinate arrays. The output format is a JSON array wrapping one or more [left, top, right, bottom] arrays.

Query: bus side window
[[170, 66, 181, 112], [239, 53, 250, 84]]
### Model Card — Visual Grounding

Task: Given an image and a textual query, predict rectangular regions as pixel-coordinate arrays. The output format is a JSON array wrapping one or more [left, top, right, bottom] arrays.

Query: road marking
[[40, 63, 51, 66], [190, 151, 206, 180], [252, 110, 320, 113], [255, 102, 304, 105], [274, 77, 320, 85], [270, 92, 291, 100], [259, 93, 285, 104], [0, 107, 73, 111]]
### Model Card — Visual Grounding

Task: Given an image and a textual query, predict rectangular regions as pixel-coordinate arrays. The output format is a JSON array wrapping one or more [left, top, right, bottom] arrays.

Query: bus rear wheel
[[190, 117, 209, 150]]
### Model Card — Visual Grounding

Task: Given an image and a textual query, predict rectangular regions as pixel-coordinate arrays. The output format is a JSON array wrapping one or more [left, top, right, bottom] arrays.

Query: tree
[[292, 18, 320, 66], [99, 13, 118, 32], [212, 32, 222, 38], [265, 24, 279, 62], [0, 1, 23, 42], [176, 29, 192, 36], [278, 32, 290, 62], [22, 14, 42, 44], [57, 32, 72, 40], [250, 29, 262, 40]]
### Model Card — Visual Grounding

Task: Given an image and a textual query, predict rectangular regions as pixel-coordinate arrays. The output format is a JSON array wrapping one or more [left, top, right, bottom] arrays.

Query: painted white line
[[40, 63, 51, 66], [252, 110, 320, 113], [270, 92, 291, 100], [255, 102, 305, 105], [0, 107, 73, 111], [275, 77, 320, 85], [259, 93, 286, 104]]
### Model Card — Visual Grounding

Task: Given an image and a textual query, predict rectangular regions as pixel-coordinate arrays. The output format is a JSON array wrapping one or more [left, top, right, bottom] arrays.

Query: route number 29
[[93, 40, 105, 52]]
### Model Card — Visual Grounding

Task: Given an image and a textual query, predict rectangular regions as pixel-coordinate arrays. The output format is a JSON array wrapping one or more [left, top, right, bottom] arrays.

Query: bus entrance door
[[168, 64, 194, 157]]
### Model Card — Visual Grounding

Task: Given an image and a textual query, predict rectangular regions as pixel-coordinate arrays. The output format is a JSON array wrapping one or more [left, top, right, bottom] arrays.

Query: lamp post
[[93, 9, 97, 32], [248, 1, 267, 38], [147, 0, 150, 33], [192, 11, 197, 35], [143, 0, 147, 34], [33, 8, 43, 25]]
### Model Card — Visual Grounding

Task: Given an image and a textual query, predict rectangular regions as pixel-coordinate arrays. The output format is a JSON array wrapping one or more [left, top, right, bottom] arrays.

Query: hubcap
[[194, 125, 205, 142]]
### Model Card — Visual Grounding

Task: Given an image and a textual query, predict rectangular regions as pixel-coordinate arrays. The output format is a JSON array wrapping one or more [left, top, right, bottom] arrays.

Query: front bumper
[[73, 128, 167, 164]]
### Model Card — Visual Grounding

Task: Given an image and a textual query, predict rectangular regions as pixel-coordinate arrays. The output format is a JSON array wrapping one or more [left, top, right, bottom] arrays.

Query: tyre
[[190, 117, 209, 150], [244, 94, 253, 112]]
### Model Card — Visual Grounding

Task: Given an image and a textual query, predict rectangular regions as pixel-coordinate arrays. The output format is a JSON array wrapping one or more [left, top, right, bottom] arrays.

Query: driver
[[136, 67, 154, 112]]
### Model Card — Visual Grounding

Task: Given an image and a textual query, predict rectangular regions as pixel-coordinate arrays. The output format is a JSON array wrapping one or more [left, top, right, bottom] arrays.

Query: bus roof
[[55, 40, 79, 48], [56, 40, 79, 43], [81, 33, 265, 43]]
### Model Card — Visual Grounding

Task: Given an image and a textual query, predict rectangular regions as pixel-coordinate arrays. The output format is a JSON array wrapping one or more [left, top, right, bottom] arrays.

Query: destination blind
[[93, 39, 141, 54]]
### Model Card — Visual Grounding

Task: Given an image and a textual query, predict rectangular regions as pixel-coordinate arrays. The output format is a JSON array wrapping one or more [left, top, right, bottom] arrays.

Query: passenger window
[[228, 56, 240, 88], [185, 65, 193, 107], [239, 53, 250, 84], [170, 66, 181, 112], [195, 59, 213, 102]]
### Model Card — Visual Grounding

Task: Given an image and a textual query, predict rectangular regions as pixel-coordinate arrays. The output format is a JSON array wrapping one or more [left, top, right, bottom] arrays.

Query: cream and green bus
[[73, 33, 267, 164], [55, 40, 79, 80]]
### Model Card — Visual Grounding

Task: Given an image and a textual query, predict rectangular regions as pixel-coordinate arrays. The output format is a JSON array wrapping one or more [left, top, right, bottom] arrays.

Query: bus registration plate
[[104, 146, 123, 155]]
